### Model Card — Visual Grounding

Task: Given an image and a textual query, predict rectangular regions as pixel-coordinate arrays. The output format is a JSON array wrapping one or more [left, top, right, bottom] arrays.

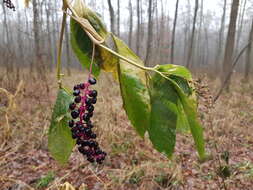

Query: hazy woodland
[[0, 0, 253, 189]]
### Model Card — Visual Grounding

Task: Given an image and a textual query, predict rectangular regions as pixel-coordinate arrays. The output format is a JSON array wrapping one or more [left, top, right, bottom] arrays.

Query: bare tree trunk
[[186, 0, 199, 68], [51, 3, 58, 69], [128, 0, 133, 48], [245, 18, 253, 82], [215, 0, 227, 73], [145, 0, 154, 66], [107, 0, 116, 34], [16, 1, 23, 81], [235, 0, 247, 53], [117, 0, 120, 37], [1, 2, 14, 74], [32, 0, 45, 77], [222, 0, 240, 90], [183, 0, 191, 64], [196, 0, 203, 67], [158, 0, 165, 64], [46, 1, 53, 72], [65, 20, 71, 76], [136, 0, 141, 56], [171, 0, 179, 64]]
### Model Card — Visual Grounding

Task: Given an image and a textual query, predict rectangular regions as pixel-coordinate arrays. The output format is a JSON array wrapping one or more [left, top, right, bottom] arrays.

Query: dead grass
[[0, 69, 252, 190]]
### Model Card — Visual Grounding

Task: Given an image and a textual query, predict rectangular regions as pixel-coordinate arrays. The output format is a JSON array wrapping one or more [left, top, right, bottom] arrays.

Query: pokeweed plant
[[48, 0, 207, 165]]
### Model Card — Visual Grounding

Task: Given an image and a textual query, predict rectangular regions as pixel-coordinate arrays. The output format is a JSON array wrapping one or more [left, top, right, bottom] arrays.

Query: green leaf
[[70, 19, 101, 77], [154, 65, 206, 160], [48, 89, 75, 164], [149, 74, 178, 157], [113, 36, 150, 137], [155, 64, 192, 80], [70, 1, 119, 77]]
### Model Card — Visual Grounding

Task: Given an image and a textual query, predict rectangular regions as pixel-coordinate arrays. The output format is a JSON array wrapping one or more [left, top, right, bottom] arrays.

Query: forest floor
[[0, 70, 253, 190]]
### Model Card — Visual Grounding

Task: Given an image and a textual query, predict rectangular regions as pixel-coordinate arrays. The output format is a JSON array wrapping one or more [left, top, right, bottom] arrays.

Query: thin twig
[[213, 42, 251, 103], [56, 4, 68, 88]]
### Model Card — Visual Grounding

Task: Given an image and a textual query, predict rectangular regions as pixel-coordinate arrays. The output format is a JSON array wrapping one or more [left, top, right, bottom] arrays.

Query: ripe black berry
[[88, 77, 96, 85], [89, 90, 97, 97], [69, 103, 76, 110], [87, 105, 94, 112], [89, 140, 98, 148], [74, 96, 82, 103], [83, 113, 90, 121], [91, 98, 97, 104], [87, 157, 95, 163], [84, 127, 92, 135], [85, 98, 92, 106], [73, 89, 80, 96], [72, 133, 77, 139], [80, 83, 85, 89], [71, 110, 79, 119], [68, 120, 75, 128], [73, 85, 80, 90], [90, 133, 97, 139], [87, 111, 93, 118]]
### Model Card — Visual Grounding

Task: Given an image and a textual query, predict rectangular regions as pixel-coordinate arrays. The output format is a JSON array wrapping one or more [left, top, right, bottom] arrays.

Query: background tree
[[186, 0, 199, 68], [245, 18, 253, 82], [145, 0, 154, 66], [222, 0, 240, 89], [107, 0, 116, 34], [171, 0, 179, 65]]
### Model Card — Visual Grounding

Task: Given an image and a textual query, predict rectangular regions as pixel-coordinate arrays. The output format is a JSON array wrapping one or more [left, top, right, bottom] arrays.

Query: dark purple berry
[[90, 133, 97, 139], [89, 90, 97, 97], [83, 113, 90, 121], [68, 120, 75, 128], [71, 110, 79, 119], [87, 105, 94, 112], [82, 141, 91, 146], [85, 98, 92, 106], [91, 98, 97, 104], [80, 83, 85, 89], [73, 89, 80, 96], [88, 77, 96, 85], [87, 111, 93, 118], [72, 133, 77, 139], [69, 103, 76, 110], [77, 139, 83, 145], [74, 96, 82, 103], [87, 157, 95, 163], [73, 85, 80, 90], [78, 146, 85, 154], [84, 128, 92, 135], [89, 140, 98, 148], [95, 149, 102, 155]]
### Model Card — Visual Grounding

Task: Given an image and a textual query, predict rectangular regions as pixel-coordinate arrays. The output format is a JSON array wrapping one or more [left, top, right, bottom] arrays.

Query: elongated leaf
[[48, 89, 75, 164], [70, 1, 118, 77], [70, 19, 101, 77], [149, 74, 178, 157], [113, 36, 150, 137], [154, 65, 206, 160]]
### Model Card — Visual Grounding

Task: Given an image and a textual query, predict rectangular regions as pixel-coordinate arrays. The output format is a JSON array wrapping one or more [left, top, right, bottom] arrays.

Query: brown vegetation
[[0, 70, 252, 190]]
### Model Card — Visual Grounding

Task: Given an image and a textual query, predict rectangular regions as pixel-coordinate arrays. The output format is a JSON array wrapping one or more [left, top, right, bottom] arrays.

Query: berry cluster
[[68, 77, 106, 164], [3, 0, 15, 11]]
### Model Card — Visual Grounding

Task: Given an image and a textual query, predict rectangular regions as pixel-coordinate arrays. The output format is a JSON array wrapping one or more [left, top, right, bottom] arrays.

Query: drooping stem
[[98, 44, 154, 72], [88, 43, 96, 80]]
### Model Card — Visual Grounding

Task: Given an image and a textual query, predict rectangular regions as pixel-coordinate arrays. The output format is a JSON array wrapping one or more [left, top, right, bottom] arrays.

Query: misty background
[[0, 0, 252, 85]]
